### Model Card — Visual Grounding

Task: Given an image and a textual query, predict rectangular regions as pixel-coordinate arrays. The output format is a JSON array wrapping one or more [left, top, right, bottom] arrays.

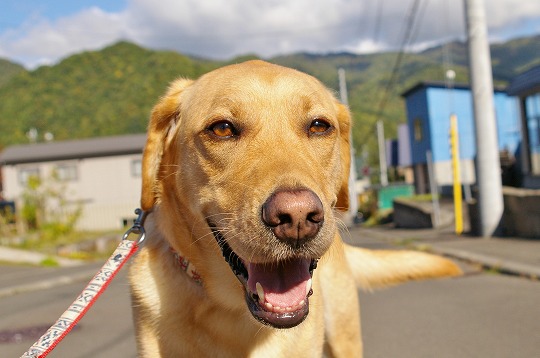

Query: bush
[[20, 170, 83, 245]]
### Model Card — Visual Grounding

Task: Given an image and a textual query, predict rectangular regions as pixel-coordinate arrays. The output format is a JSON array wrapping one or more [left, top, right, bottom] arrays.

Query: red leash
[[20, 209, 147, 358]]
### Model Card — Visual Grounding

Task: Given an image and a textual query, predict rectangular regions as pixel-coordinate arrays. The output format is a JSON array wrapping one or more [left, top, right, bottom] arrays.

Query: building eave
[[0, 134, 147, 166]]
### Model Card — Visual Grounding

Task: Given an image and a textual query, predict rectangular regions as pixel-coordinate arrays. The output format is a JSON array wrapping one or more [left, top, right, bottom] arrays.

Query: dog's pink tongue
[[247, 259, 311, 308]]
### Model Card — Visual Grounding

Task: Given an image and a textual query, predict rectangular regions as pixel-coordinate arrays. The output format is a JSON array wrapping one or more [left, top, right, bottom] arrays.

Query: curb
[[348, 227, 540, 280], [426, 245, 540, 280]]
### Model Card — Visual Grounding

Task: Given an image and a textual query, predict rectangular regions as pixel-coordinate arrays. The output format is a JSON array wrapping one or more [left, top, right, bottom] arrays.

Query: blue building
[[401, 82, 521, 194], [507, 65, 540, 188]]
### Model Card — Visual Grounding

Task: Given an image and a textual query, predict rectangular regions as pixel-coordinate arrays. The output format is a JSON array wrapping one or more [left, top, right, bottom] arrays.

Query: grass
[[393, 238, 418, 247], [40, 257, 60, 267], [403, 194, 439, 202], [362, 209, 393, 227]]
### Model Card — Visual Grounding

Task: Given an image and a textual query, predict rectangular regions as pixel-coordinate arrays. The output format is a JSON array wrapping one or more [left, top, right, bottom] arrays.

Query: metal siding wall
[[405, 88, 431, 165], [397, 124, 412, 166], [427, 87, 476, 162]]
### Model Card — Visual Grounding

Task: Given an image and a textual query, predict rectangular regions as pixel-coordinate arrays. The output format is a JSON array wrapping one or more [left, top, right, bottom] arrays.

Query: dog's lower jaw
[[210, 224, 317, 329], [245, 290, 310, 329]]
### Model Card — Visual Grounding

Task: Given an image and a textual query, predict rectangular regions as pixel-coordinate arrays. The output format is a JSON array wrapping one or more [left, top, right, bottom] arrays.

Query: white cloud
[[1, 0, 539, 69], [124, 0, 367, 58], [0, 7, 127, 68], [486, 0, 540, 28]]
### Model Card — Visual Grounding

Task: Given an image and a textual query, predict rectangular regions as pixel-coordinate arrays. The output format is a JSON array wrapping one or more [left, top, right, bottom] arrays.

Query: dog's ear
[[141, 79, 194, 211], [335, 102, 351, 212]]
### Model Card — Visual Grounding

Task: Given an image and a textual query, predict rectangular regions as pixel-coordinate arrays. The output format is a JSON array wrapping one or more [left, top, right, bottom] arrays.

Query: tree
[[21, 170, 83, 243]]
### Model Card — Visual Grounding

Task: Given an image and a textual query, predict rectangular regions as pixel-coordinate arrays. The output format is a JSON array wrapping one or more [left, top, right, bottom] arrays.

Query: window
[[131, 159, 142, 177], [526, 94, 540, 175], [18, 167, 40, 185], [413, 118, 423, 141], [55, 163, 78, 181]]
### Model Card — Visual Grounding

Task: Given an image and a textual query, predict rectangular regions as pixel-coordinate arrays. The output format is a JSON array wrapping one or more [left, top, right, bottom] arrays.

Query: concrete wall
[[501, 187, 540, 238], [393, 198, 454, 229], [393, 199, 433, 229]]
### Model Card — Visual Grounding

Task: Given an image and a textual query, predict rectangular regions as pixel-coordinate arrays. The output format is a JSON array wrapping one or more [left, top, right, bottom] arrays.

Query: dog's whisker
[[334, 215, 349, 231], [159, 170, 180, 181]]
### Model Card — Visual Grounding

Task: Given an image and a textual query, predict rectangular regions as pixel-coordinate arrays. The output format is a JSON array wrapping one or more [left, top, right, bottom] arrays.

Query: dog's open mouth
[[210, 226, 317, 329]]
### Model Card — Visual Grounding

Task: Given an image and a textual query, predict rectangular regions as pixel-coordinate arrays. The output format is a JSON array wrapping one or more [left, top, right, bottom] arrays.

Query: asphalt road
[[0, 266, 136, 357], [359, 273, 540, 358], [0, 256, 539, 357]]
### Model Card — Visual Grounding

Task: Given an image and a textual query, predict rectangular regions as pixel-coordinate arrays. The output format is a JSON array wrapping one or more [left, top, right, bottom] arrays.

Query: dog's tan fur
[[129, 60, 461, 357]]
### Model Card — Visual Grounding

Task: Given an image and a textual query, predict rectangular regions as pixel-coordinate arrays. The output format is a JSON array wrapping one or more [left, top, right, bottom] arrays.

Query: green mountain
[[419, 34, 540, 82], [0, 35, 538, 164], [0, 42, 220, 146], [0, 58, 25, 87]]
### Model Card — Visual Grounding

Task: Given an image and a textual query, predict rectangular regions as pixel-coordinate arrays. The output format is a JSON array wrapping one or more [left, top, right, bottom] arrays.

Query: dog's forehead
[[191, 61, 336, 109]]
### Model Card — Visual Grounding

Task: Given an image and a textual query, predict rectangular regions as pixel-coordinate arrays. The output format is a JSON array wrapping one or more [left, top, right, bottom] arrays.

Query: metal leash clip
[[122, 208, 148, 245]]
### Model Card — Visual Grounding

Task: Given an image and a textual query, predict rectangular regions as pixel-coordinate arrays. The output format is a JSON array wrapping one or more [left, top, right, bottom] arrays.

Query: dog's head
[[141, 60, 351, 328]]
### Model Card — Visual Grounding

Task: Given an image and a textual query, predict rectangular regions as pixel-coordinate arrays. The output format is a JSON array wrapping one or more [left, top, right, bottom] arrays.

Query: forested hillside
[[0, 42, 221, 146], [0, 58, 25, 87], [0, 35, 538, 164]]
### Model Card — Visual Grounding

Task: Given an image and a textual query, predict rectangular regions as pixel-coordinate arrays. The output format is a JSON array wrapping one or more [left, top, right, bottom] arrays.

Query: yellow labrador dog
[[129, 60, 461, 357]]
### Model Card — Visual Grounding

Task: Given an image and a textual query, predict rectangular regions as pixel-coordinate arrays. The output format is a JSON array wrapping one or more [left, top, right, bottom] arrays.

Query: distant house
[[385, 124, 414, 184], [507, 65, 540, 189], [0, 134, 146, 231], [401, 82, 521, 194]]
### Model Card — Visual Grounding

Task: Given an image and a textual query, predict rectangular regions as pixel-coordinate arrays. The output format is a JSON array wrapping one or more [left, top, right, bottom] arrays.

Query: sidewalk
[[0, 246, 82, 267], [346, 225, 540, 280]]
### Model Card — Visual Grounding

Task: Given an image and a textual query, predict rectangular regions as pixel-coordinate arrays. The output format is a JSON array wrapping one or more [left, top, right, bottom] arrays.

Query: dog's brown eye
[[309, 119, 331, 135], [209, 121, 237, 138]]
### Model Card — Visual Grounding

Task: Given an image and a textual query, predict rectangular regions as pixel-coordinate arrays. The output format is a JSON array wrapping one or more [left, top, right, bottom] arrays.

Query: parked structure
[[0, 134, 146, 231], [401, 82, 521, 194], [507, 65, 540, 189], [385, 124, 413, 184]]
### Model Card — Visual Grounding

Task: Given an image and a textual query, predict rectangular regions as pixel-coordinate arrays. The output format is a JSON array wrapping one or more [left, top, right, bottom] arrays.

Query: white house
[[0, 134, 146, 231]]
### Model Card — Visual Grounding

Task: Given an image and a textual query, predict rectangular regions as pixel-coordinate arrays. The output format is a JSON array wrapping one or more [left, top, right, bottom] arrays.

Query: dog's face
[[141, 60, 351, 328]]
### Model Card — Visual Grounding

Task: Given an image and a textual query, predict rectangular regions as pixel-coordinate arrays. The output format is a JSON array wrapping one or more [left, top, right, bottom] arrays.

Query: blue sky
[[1, 1, 126, 31], [1, 0, 539, 69]]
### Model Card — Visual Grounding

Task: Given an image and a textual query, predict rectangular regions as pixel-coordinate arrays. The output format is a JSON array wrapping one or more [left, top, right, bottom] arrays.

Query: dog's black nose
[[262, 189, 324, 247]]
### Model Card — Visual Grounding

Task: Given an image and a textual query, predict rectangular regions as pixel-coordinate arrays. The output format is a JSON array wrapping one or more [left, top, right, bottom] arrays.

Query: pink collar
[[169, 247, 203, 285]]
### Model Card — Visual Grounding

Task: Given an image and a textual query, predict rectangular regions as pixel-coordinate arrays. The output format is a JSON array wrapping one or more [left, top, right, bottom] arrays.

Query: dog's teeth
[[265, 302, 273, 310], [305, 278, 312, 297], [256, 282, 265, 303]]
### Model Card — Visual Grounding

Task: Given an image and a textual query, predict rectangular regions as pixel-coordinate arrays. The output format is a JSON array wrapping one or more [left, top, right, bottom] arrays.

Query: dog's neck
[[169, 247, 203, 285]]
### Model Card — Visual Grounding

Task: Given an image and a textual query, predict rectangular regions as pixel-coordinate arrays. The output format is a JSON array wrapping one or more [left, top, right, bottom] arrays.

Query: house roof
[[506, 65, 540, 97], [0, 134, 147, 165], [401, 81, 508, 98]]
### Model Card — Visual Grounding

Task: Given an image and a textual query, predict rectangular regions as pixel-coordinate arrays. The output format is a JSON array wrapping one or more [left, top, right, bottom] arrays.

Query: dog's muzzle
[[210, 225, 317, 329]]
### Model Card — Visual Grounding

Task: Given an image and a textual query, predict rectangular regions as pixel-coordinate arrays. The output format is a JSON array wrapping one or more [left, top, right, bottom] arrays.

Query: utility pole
[[377, 120, 388, 186], [338, 68, 359, 226], [464, 0, 503, 237]]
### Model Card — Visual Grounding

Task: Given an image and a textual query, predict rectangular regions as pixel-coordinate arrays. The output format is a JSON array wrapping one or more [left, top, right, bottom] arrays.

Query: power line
[[408, 0, 430, 49], [357, 0, 424, 148], [373, 0, 384, 44]]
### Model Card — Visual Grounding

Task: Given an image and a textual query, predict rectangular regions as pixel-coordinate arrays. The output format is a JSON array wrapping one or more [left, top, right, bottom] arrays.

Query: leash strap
[[20, 209, 147, 358]]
